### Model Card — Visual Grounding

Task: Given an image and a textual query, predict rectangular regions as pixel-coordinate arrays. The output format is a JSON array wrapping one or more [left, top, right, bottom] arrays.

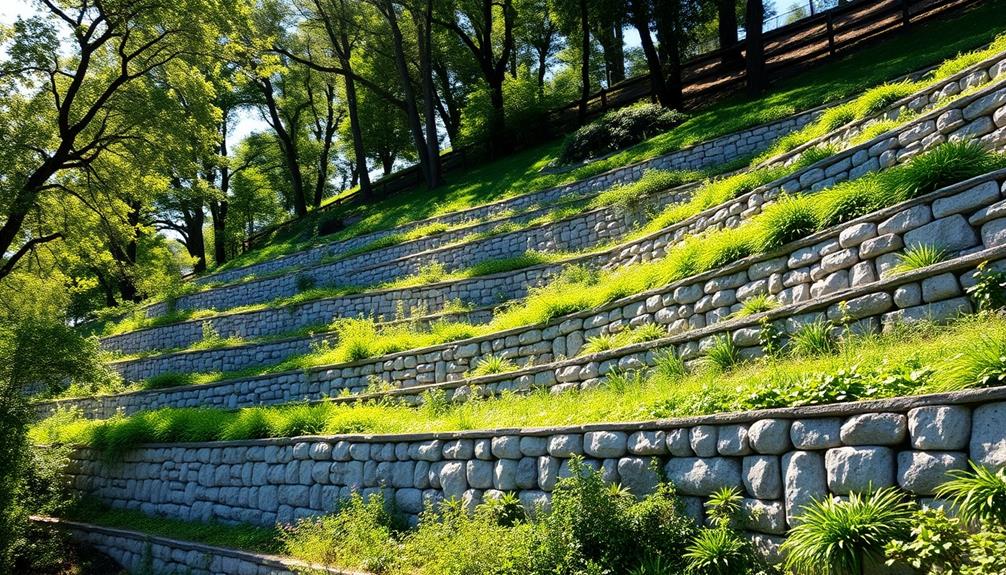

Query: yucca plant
[[936, 462, 1006, 528], [789, 321, 837, 357], [782, 487, 914, 575], [705, 487, 744, 529], [468, 354, 519, 377], [887, 244, 947, 276], [626, 322, 667, 344], [704, 334, 740, 372], [732, 293, 778, 318], [756, 194, 819, 250]]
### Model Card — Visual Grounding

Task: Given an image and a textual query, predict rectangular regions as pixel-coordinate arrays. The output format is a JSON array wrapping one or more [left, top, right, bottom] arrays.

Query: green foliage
[[931, 319, 1006, 391], [783, 487, 914, 575], [744, 362, 930, 409], [932, 33, 1006, 79], [733, 294, 778, 318], [888, 244, 947, 276], [789, 320, 837, 357], [468, 355, 519, 377], [704, 334, 740, 372], [559, 103, 688, 164], [590, 169, 699, 212], [936, 462, 1006, 527], [280, 492, 401, 573], [755, 194, 819, 249], [967, 261, 1006, 311], [889, 140, 1006, 201], [683, 527, 758, 575], [885, 507, 1006, 574]]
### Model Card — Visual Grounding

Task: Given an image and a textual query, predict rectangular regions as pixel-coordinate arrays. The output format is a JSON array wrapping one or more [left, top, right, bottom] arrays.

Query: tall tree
[[717, 0, 743, 68], [0, 0, 237, 282]]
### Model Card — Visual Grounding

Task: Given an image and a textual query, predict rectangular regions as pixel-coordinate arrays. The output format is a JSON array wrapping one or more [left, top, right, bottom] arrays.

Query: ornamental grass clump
[[931, 320, 1006, 391], [937, 461, 1006, 527], [755, 194, 818, 249], [887, 244, 947, 276], [783, 487, 915, 575]]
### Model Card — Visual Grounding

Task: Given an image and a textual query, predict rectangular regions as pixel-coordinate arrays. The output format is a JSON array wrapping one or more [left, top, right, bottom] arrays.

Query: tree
[[434, 0, 516, 154], [717, 0, 743, 68], [745, 0, 767, 95], [0, 0, 237, 283]]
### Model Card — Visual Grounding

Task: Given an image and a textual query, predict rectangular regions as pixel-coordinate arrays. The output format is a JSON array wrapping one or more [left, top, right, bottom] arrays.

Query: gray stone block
[[742, 498, 787, 535], [921, 273, 960, 303], [666, 428, 693, 457], [897, 451, 968, 496], [627, 431, 666, 455], [791, 418, 842, 450], [617, 457, 661, 497], [690, 425, 718, 457], [908, 406, 970, 450], [972, 402, 1006, 468], [825, 446, 895, 494], [840, 413, 907, 446], [584, 431, 628, 458], [903, 215, 978, 252], [547, 434, 583, 457], [663, 457, 742, 496], [749, 419, 792, 454], [782, 450, 827, 525], [932, 181, 1000, 218], [717, 424, 752, 456], [743, 455, 782, 499]]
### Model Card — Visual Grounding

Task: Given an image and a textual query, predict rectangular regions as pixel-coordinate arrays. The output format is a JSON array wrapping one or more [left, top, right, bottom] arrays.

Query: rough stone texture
[[749, 419, 792, 454], [782, 451, 827, 525], [584, 431, 627, 458], [839, 413, 907, 446], [903, 215, 979, 252], [908, 406, 970, 450], [897, 451, 968, 496], [971, 402, 1006, 468], [664, 457, 742, 496], [743, 455, 782, 499], [825, 447, 895, 494], [791, 419, 842, 450], [690, 426, 718, 457]]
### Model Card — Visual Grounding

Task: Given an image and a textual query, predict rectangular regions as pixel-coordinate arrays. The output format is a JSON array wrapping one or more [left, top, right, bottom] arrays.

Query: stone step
[[60, 385, 1006, 557], [40, 168, 1006, 420], [102, 74, 1006, 354], [33, 516, 355, 575]]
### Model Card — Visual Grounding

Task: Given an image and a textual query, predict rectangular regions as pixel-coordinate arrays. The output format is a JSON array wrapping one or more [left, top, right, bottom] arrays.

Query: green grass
[[217, 4, 1006, 273], [888, 244, 948, 276], [33, 313, 1006, 453]]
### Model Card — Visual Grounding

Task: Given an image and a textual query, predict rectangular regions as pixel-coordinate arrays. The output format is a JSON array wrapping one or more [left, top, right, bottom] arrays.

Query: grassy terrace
[[62, 141, 1006, 401], [214, 1, 1006, 274], [33, 310, 1006, 451]]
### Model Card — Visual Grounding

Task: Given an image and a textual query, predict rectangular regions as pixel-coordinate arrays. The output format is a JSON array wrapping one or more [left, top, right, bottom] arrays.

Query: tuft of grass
[[732, 294, 778, 318], [468, 355, 519, 377], [889, 140, 1006, 202], [888, 244, 947, 276], [782, 488, 915, 575], [930, 321, 1006, 391], [932, 33, 1006, 80], [789, 321, 837, 357], [755, 194, 819, 249], [704, 334, 740, 372]]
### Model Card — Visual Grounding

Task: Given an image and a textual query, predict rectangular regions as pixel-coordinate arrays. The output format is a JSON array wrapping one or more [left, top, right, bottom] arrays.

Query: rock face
[[971, 402, 1006, 467], [663, 457, 742, 496], [825, 447, 895, 494]]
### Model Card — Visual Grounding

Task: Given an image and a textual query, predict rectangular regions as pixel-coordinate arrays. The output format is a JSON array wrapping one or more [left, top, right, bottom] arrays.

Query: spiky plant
[[704, 334, 740, 372], [887, 244, 947, 276], [756, 194, 819, 250], [732, 294, 778, 318], [789, 321, 837, 357], [931, 324, 1006, 391], [782, 488, 914, 575], [936, 462, 1006, 528]]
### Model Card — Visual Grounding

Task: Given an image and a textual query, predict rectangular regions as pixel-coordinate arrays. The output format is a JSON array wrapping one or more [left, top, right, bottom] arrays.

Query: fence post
[[901, 0, 910, 27], [826, 12, 836, 57]]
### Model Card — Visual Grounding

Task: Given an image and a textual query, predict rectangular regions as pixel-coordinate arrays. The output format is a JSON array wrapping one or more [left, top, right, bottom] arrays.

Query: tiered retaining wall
[[36, 517, 350, 575], [106, 308, 495, 384], [196, 109, 822, 288], [63, 387, 1006, 558], [47, 170, 1006, 419], [137, 75, 1006, 349]]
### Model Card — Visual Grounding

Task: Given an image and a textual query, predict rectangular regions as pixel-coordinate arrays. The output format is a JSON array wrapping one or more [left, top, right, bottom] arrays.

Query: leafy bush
[[783, 487, 914, 575], [559, 103, 687, 164], [744, 362, 930, 409], [889, 140, 1006, 202], [967, 261, 1006, 311]]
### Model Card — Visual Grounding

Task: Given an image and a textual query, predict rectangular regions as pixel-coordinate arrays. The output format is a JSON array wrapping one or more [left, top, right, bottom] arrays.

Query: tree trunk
[[184, 204, 207, 274], [313, 83, 337, 208], [600, 22, 625, 86], [260, 78, 308, 216], [213, 122, 230, 265], [630, 0, 672, 109], [578, 0, 591, 123], [745, 0, 767, 96], [421, 0, 442, 188], [718, 0, 743, 68], [342, 65, 373, 198], [653, 2, 683, 109]]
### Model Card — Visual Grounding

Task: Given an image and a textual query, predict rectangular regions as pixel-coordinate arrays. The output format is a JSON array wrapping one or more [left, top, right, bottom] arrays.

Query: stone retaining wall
[[136, 75, 1006, 365], [194, 109, 821, 289], [46, 169, 1006, 419], [106, 308, 495, 384], [145, 188, 684, 319], [38, 517, 350, 575], [63, 387, 1006, 558]]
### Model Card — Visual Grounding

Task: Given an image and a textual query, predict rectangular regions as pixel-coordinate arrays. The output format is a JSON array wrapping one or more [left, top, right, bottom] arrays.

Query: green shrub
[[888, 244, 947, 276], [967, 261, 1006, 311], [815, 178, 886, 229], [855, 82, 917, 116], [888, 140, 1006, 202], [744, 362, 930, 410], [783, 487, 914, 575], [885, 507, 1006, 574], [732, 294, 778, 318], [931, 321, 1006, 391], [559, 103, 688, 164], [683, 527, 756, 575], [936, 462, 1006, 527], [280, 492, 401, 572]]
